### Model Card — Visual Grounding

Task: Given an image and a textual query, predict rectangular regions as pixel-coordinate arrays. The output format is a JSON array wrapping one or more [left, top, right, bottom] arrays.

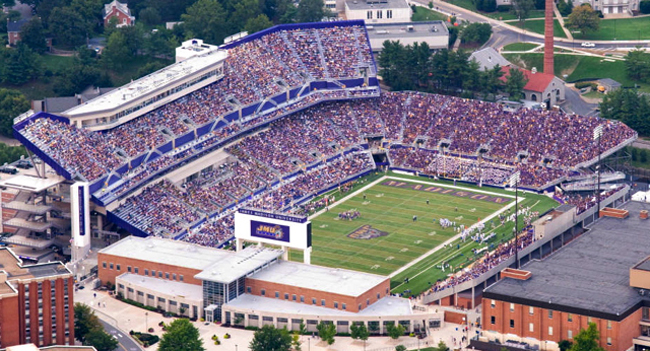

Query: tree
[[230, 0, 261, 33], [245, 14, 274, 34], [181, 0, 227, 44], [84, 329, 119, 351], [291, 332, 302, 351], [460, 22, 492, 45], [48, 6, 89, 47], [316, 322, 336, 345], [641, 0, 650, 13], [0, 44, 43, 85], [350, 322, 370, 342], [558, 340, 573, 351], [102, 31, 130, 69], [600, 88, 650, 136], [568, 322, 605, 351], [158, 318, 205, 351], [511, 0, 534, 28], [434, 341, 451, 351], [74, 303, 101, 342], [0, 88, 30, 137], [504, 67, 529, 101], [395, 345, 407, 351], [249, 325, 292, 351], [19, 17, 47, 54], [297, 0, 327, 22], [386, 323, 406, 340], [139, 7, 162, 25], [481, 64, 504, 97], [625, 49, 650, 82], [566, 4, 599, 36]]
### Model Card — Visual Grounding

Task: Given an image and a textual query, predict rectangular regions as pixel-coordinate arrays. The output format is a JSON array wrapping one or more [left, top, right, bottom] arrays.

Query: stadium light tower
[[509, 171, 521, 269], [594, 125, 604, 218]]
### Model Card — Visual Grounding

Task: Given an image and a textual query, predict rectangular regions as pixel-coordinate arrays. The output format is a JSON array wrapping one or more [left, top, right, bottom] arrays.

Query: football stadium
[[1, 19, 643, 347]]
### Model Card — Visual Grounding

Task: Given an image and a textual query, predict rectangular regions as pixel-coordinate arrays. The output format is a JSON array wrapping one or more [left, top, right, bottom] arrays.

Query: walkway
[[553, 3, 573, 40]]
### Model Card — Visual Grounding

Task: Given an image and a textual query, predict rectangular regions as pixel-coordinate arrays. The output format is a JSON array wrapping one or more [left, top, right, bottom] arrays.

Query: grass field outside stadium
[[289, 171, 559, 296]]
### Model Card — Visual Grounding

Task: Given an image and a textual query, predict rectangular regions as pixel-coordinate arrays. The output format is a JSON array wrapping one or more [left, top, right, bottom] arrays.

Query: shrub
[[496, 4, 511, 11], [575, 81, 598, 89], [224, 333, 231, 339], [245, 326, 260, 331], [148, 328, 154, 333], [641, 0, 650, 13]]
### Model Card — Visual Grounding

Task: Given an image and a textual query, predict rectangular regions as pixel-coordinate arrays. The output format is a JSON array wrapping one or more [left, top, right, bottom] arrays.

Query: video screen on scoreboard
[[235, 209, 311, 249]]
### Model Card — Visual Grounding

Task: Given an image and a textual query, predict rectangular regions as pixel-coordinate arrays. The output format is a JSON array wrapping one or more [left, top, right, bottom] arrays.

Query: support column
[[273, 316, 278, 329], [471, 285, 475, 309], [282, 247, 289, 261], [244, 314, 250, 328], [236, 238, 243, 251], [304, 247, 312, 265]]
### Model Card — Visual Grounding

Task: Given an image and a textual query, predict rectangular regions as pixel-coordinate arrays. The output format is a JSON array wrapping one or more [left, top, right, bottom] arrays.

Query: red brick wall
[[67, 277, 75, 345], [104, 8, 133, 26], [42, 280, 52, 346], [0, 294, 20, 348], [98, 253, 203, 286], [482, 297, 641, 350], [445, 310, 468, 325], [245, 277, 390, 313], [2, 192, 18, 233]]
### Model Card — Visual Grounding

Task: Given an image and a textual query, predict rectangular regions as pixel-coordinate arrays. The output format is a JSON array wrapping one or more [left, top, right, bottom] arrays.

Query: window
[[568, 330, 573, 339], [158, 271, 163, 278], [275, 292, 279, 298], [152, 270, 156, 277], [292, 294, 297, 301], [246, 286, 251, 293], [548, 310, 553, 319], [377, 293, 380, 300], [510, 303, 515, 312], [366, 299, 370, 306], [158, 297, 165, 302], [387, 9, 392, 18], [334, 302, 339, 309], [284, 293, 289, 300], [134, 267, 139, 274], [607, 337, 612, 346], [128, 266, 132, 273], [568, 314, 573, 322], [490, 316, 495, 325], [137, 291, 144, 296], [312, 298, 316, 305], [116, 264, 121, 271], [300, 296, 304, 303], [342, 303, 346, 310], [529, 306, 534, 315], [169, 300, 177, 306], [118, 284, 124, 289], [180, 275, 184, 282], [261, 289, 266, 296], [147, 294, 154, 299], [358, 304, 362, 310], [490, 300, 495, 308], [367, 11, 373, 19], [607, 320, 612, 329], [165, 273, 170, 279], [549, 326, 553, 336], [529, 323, 534, 332], [321, 299, 326, 306], [376, 10, 382, 18], [102, 262, 106, 269], [173, 274, 177, 280], [144, 269, 149, 276], [510, 319, 515, 328]]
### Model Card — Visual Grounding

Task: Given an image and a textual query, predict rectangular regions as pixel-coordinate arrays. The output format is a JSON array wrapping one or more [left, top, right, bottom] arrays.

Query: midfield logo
[[347, 224, 389, 240]]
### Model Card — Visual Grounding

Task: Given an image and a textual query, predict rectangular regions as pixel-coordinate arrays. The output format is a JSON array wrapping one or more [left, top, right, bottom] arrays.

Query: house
[[6, 18, 52, 49], [7, 19, 28, 46], [597, 78, 622, 93], [103, 0, 135, 27], [573, 0, 638, 16], [469, 47, 512, 71], [501, 66, 566, 107], [344, 0, 412, 24]]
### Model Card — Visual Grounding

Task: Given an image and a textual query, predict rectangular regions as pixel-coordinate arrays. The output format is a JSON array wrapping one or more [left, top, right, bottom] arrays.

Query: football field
[[289, 175, 544, 294]]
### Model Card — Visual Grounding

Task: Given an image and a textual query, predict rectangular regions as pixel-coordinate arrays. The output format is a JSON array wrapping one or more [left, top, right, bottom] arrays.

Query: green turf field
[[290, 172, 559, 297]]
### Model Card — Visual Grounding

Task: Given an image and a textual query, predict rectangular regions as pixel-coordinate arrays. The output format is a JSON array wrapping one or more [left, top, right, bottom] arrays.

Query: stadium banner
[[251, 220, 291, 243], [238, 208, 307, 223]]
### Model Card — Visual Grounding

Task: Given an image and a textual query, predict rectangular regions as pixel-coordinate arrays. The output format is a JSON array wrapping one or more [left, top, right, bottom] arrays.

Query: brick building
[[102, 0, 135, 27], [479, 201, 650, 351], [97, 236, 442, 332], [0, 248, 74, 348]]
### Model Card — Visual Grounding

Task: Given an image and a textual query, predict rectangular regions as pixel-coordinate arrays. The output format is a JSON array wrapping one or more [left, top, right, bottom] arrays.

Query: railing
[[13, 110, 34, 125]]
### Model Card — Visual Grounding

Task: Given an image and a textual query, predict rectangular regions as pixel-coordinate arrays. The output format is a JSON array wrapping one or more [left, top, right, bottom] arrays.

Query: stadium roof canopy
[[249, 260, 387, 297], [484, 201, 650, 321]]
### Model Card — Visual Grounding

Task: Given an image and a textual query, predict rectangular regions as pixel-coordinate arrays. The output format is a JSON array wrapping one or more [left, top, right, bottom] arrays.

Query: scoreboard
[[234, 208, 312, 249]]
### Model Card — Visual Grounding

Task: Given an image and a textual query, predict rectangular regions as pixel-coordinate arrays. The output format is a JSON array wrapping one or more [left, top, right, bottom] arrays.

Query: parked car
[[581, 42, 595, 48]]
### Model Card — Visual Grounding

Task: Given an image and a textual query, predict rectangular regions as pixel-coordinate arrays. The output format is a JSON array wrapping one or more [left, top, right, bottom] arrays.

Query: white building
[[366, 21, 449, 51], [175, 39, 220, 63], [574, 0, 638, 16], [345, 0, 412, 23]]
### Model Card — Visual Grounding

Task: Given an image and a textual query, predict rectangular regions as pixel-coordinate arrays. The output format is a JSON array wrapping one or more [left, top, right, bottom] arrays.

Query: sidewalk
[[75, 280, 479, 351]]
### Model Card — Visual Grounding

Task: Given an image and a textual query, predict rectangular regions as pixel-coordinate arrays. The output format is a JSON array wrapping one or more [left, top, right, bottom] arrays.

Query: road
[[100, 319, 143, 351]]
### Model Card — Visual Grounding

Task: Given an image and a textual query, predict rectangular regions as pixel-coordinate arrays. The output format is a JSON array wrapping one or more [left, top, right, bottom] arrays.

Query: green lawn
[[503, 53, 581, 76], [574, 16, 650, 41], [443, 0, 544, 20], [42, 55, 75, 74], [412, 6, 448, 22], [502, 42, 539, 51], [291, 172, 559, 296], [515, 19, 567, 38]]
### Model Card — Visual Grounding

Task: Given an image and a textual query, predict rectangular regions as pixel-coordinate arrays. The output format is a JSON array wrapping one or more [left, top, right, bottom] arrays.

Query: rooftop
[[484, 201, 650, 320], [501, 66, 558, 93], [100, 236, 283, 283], [0, 248, 70, 282], [469, 47, 511, 72], [635, 257, 650, 272], [0, 174, 66, 193], [103, 0, 132, 17], [117, 273, 203, 301], [7, 19, 28, 33], [63, 50, 227, 117], [248, 260, 387, 297], [366, 21, 448, 40], [345, 0, 410, 10], [225, 294, 413, 317]]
